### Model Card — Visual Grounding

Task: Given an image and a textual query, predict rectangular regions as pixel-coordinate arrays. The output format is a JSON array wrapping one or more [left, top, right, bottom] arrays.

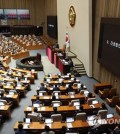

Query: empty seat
[[116, 105, 120, 115], [53, 91, 61, 96], [87, 98, 97, 105], [108, 88, 117, 98], [52, 101, 61, 107], [51, 114, 62, 122], [98, 109, 108, 119], [106, 96, 120, 107], [70, 99, 80, 106], [38, 91, 46, 96], [0, 89, 5, 94], [99, 88, 110, 98], [76, 112, 86, 121]]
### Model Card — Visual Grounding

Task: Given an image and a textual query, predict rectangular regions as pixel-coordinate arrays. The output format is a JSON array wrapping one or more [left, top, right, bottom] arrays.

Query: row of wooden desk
[[14, 116, 120, 133], [0, 68, 38, 120]]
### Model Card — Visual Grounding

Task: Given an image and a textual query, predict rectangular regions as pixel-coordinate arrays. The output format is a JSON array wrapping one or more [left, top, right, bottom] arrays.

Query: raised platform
[[16, 56, 43, 71]]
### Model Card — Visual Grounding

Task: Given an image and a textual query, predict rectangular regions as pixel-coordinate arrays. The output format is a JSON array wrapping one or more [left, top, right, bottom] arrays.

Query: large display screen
[[0, 9, 4, 19], [4, 9, 17, 19], [47, 16, 57, 39], [98, 18, 120, 77], [17, 9, 30, 19]]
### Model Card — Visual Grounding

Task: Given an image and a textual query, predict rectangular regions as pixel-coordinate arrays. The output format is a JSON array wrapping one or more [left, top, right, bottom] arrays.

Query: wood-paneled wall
[[0, 0, 57, 41], [0, 0, 45, 26], [92, 0, 120, 94]]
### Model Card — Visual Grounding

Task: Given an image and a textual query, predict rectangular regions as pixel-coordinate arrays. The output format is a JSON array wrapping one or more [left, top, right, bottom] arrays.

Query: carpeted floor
[[0, 49, 118, 134]]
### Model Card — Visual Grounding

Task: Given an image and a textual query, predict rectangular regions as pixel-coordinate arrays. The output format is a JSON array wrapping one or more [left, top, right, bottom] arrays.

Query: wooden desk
[[24, 103, 102, 117], [15, 86, 27, 97], [14, 116, 120, 133], [58, 59, 70, 75], [93, 83, 112, 93], [12, 68, 38, 79], [4, 94, 19, 106], [0, 105, 11, 119], [31, 94, 85, 104], [41, 79, 79, 85]]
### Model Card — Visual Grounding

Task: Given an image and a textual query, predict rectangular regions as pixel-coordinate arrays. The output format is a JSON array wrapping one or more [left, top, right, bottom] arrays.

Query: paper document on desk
[[46, 123, 51, 128], [6, 94, 13, 98], [40, 107, 45, 111], [27, 107, 32, 111], [66, 117, 74, 123], [0, 106, 5, 109], [70, 95, 74, 98], [44, 96, 49, 99], [67, 123, 73, 128], [45, 118, 53, 124], [23, 124, 29, 129], [87, 120, 94, 126]]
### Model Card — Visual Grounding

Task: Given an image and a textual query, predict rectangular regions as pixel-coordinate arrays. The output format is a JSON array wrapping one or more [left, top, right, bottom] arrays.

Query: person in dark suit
[[33, 96, 41, 105], [15, 123, 27, 134], [40, 83, 47, 91], [66, 84, 73, 92], [41, 125, 55, 134], [53, 85, 59, 91]]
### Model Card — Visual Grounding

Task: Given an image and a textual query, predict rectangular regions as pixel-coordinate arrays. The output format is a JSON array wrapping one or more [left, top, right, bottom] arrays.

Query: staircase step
[[75, 66, 84, 69], [76, 69, 86, 71], [79, 72, 86, 75], [74, 64, 83, 66], [77, 70, 86, 73]]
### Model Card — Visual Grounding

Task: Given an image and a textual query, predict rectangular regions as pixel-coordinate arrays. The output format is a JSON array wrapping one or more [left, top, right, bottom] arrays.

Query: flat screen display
[[98, 17, 120, 77], [17, 9, 30, 19], [0, 9, 4, 19], [4, 9, 17, 19], [47, 16, 57, 39]]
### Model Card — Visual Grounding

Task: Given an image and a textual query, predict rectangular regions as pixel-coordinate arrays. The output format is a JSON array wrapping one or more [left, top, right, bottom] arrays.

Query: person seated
[[15, 123, 27, 134], [52, 95, 56, 101], [40, 83, 47, 91], [53, 85, 59, 91], [66, 84, 73, 92], [33, 96, 41, 105], [68, 58, 74, 68], [41, 125, 55, 134], [29, 107, 42, 121]]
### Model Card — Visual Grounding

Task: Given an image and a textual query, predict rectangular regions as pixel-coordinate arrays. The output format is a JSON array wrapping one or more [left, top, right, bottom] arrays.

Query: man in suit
[[15, 123, 27, 134], [53, 85, 59, 91], [40, 83, 47, 91], [41, 125, 55, 134]]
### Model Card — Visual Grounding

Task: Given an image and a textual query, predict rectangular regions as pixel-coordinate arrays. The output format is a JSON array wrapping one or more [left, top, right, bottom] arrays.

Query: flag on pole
[[65, 32, 70, 51]]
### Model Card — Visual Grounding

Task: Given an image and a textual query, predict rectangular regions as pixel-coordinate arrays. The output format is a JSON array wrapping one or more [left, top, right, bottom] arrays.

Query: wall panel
[[93, 0, 120, 94], [0, 0, 45, 26]]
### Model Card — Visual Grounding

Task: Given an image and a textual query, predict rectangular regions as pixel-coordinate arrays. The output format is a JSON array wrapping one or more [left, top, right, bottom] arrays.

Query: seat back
[[111, 96, 119, 106], [52, 101, 61, 107], [87, 98, 96, 105], [98, 109, 108, 119], [9, 90, 17, 94], [103, 88, 110, 97], [76, 112, 86, 121], [39, 91, 46, 96], [51, 114, 62, 122], [0, 99, 7, 105], [71, 99, 80, 106], [27, 113, 39, 122], [0, 89, 5, 94], [109, 88, 117, 98], [53, 91, 61, 96]]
